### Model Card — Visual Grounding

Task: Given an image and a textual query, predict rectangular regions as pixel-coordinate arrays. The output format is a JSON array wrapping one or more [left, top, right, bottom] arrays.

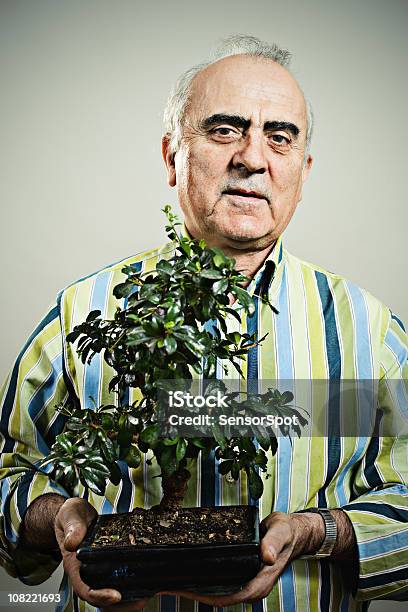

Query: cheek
[[185, 157, 222, 204], [271, 158, 304, 197]]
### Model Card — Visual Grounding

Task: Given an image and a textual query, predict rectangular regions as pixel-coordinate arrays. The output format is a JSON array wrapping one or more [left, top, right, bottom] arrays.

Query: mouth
[[222, 189, 268, 204]]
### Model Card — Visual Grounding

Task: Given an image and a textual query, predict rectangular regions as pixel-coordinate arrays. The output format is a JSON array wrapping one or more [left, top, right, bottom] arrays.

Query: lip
[[222, 189, 268, 205]]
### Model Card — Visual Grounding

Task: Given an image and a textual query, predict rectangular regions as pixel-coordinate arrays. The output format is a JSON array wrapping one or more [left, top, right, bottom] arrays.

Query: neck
[[204, 238, 276, 284], [183, 225, 277, 282], [225, 245, 275, 281]]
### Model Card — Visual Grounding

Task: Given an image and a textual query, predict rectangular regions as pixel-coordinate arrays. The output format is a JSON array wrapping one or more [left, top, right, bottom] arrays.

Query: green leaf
[[232, 287, 255, 315], [254, 434, 270, 452], [242, 437, 257, 458], [164, 335, 177, 355], [212, 278, 229, 295], [280, 391, 294, 405], [227, 331, 242, 345], [56, 433, 74, 455], [160, 446, 178, 477], [123, 445, 141, 469], [247, 466, 264, 500], [176, 438, 187, 462], [113, 282, 134, 299], [211, 423, 227, 450], [213, 255, 225, 267], [127, 332, 151, 347], [165, 303, 180, 322], [218, 459, 233, 475], [156, 260, 174, 276], [201, 270, 224, 280], [109, 462, 122, 485], [251, 424, 271, 451], [86, 309, 101, 322], [100, 434, 118, 462], [80, 467, 107, 496], [254, 449, 268, 468], [270, 434, 278, 456], [190, 437, 207, 449], [180, 239, 192, 257], [231, 461, 240, 480], [66, 329, 81, 343], [230, 359, 245, 377], [117, 429, 133, 450], [139, 424, 160, 446], [162, 436, 179, 446], [211, 247, 228, 267]]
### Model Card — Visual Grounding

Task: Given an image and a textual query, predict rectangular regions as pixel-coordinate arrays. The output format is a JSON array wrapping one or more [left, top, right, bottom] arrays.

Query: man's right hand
[[54, 498, 125, 608]]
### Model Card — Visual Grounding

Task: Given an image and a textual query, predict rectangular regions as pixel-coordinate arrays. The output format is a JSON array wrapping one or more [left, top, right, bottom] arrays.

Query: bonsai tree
[[17, 207, 307, 509]]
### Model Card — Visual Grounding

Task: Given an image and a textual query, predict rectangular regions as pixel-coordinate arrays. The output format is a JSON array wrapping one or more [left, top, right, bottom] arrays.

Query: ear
[[162, 135, 177, 187], [302, 153, 313, 182]]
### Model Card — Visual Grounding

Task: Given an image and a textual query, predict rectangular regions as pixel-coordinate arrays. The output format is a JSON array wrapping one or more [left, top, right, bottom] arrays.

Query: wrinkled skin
[[54, 498, 149, 610], [163, 54, 313, 276]]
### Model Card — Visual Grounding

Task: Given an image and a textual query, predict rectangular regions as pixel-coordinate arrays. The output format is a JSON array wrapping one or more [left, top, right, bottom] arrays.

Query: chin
[[220, 229, 274, 250], [220, 219, 271, 242]]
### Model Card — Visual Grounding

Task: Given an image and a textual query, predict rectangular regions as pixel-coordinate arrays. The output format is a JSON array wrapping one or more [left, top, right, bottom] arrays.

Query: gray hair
[[163, 35, 314, 162]]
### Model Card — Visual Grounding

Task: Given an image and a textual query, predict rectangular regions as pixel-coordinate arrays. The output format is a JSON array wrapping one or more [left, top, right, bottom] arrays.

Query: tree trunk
[[159, 467, 191, 509]]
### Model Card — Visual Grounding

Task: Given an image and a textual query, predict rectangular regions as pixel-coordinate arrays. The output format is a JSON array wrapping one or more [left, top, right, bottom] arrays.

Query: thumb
[[55, 498, 96, 551], [261, 538, 278, 564], [64, 519, 90, 551]]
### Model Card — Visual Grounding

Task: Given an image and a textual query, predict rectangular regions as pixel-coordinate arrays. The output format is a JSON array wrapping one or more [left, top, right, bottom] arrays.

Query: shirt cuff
[[1, 471, 69, 585]]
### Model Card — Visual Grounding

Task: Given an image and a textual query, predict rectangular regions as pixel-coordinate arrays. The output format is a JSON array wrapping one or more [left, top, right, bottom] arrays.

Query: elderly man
[[1, 36, 407, 612]]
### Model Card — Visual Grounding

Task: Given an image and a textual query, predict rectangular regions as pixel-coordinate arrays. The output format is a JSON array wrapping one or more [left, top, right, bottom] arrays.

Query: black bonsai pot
[[77, 505, 261, 602]]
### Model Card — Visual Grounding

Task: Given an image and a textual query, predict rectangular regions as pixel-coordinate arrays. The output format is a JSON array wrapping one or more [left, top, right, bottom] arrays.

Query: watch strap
[[296, 508, 337, 559]]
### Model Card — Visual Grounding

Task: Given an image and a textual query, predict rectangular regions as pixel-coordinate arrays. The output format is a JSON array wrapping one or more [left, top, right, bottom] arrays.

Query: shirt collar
[[245, 234, 285, 314], [179, 222, 285, 313]]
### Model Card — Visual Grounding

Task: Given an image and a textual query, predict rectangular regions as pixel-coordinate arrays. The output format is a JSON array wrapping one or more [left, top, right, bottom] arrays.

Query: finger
[[63, 548, 121, 607], [260, 516, 292, 564], [63, 519, 90, 551], [260, 512, 280, 535], [56, 500, 96, 551], [260, 532, 280, 565], [235, 565, 278, 603], [85, 588, 122, 608]]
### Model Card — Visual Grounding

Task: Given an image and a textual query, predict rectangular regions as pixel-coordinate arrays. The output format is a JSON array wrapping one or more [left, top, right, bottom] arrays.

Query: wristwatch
[[296, 508, 337, 559]]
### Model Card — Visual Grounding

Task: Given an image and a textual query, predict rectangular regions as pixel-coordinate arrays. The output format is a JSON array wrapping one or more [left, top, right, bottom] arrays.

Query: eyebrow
[[200, 114, 300, 137]]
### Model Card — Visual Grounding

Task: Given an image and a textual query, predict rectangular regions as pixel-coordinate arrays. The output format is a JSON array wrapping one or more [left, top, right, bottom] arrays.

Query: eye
[[209, 126, 242, 141], [270, 133, 291, 145]]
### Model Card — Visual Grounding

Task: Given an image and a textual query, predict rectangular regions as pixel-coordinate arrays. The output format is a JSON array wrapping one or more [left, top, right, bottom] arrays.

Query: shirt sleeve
[[0, 297, 71, 585], [341, 313, 408, 601]]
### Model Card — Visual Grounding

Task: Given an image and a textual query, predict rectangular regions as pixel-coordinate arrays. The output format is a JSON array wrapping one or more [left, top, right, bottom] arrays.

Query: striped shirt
[[0, 235, 407, 611]]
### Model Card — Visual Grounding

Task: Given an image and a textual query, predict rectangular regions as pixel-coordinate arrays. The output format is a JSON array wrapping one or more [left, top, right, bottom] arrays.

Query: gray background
[[0, 0, 406, 609]]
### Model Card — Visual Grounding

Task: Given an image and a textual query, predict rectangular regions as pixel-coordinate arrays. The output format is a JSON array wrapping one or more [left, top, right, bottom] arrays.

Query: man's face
[[163, 55, 313, 252]]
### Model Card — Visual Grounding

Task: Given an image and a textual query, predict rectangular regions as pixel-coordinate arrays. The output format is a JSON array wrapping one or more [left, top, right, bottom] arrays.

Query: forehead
[[187, 55, 306, 129]]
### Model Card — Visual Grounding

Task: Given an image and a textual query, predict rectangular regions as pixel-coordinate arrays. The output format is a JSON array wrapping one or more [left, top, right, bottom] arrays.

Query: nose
[[231, 130, 268, 175]]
